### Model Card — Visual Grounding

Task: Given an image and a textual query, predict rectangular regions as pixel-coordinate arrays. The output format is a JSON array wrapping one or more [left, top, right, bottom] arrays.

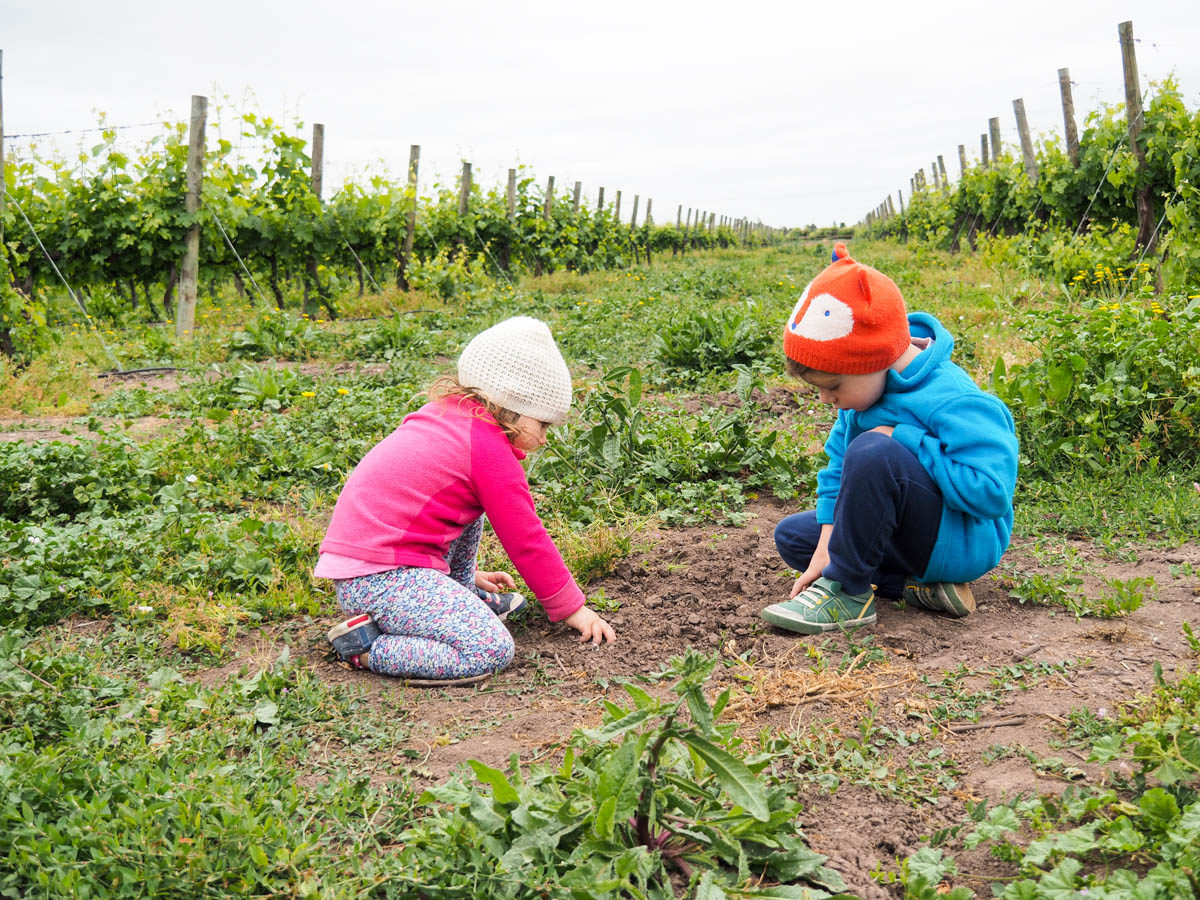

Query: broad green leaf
[[694, 870, 727, 900], [1139, 787, 1180, 833], [679, 732, 769, 821], [1047, 363, 1074, 403], [468, 759, 519, 805], [582, 707, 655, 742], [253, 700, 278, 727], [594, 795, 616, 841], [1038, 857, 1083, 899], [905, 847, 957, 883]]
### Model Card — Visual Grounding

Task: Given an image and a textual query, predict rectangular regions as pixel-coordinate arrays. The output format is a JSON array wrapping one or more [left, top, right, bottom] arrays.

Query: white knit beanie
[[457, 316, 573, 425]]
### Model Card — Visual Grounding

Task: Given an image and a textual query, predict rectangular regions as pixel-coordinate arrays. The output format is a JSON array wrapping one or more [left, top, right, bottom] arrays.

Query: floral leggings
[[333, 518, 515, 679]]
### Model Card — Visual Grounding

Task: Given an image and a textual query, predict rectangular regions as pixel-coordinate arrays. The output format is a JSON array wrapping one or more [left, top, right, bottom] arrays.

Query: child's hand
[[791, 558, 828, 597], [475, 570, 516, 593], [564, 606, 616, 645]]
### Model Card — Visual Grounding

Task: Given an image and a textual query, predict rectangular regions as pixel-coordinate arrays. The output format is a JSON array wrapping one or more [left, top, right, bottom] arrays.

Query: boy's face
[[804, 370, 887, 413]]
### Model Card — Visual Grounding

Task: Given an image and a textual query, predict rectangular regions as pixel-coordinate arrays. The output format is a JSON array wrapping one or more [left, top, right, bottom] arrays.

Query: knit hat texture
[[782, 242, 910, 375], [457, 316, 573, 425]]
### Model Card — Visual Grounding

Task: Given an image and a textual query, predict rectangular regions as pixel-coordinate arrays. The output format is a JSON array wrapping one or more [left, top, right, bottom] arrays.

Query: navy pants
[[774, 431, 943, 598]]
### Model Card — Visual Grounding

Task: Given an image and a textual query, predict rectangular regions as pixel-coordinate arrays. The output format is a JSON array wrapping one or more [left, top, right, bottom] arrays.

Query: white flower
[[134, 605, 155, 614], [1098, 707, 1108, 718], [185, 474, 198, 484]]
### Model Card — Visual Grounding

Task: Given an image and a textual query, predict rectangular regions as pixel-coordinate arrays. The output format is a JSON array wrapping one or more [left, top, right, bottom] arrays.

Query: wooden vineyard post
[[958, 144, 968, 178], [937, 155, 948, 185], [980, 133, 990, 167], [988, 117, 1002, 164], [597, 186, 605, 214], [644, 198, 653, 265], [898, 189, 904, 215], [676, 204, 682, 227], [397, 145, 419, 288], [1013, 98, 1038, 182], [305, 123, 326, 314], [499, 167, 516, 272], [1120, 20, 1156, 252], [630, 195, 640, 264], [456, 161, 472, 263], [543, 176, 555, 220], [1058, 67, 1080, 167], [310, 123, 324, 201], [571, 180, 581, 215], [614, 190, 622, 224], [176, 95, 207, 339], [458, 162, 472, 217]]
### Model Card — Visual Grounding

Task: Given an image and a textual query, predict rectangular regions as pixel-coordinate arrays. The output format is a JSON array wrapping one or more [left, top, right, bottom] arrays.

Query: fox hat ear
[[782, 244, 910, 375]]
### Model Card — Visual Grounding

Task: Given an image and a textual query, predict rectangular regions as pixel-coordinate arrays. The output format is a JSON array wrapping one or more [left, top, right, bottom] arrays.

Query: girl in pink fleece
[[318, 316, 615, 681]]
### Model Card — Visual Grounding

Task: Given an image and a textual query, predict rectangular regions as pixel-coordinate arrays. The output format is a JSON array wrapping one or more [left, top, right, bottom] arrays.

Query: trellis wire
[[205, 203, 273, 307]]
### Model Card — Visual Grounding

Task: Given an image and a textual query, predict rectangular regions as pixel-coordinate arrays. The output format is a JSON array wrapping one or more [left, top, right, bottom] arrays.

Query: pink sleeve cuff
[[538, 578, 586, 622]]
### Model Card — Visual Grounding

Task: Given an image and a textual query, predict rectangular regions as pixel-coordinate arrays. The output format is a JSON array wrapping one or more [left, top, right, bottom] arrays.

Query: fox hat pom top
[[783, 242, 910, 375]]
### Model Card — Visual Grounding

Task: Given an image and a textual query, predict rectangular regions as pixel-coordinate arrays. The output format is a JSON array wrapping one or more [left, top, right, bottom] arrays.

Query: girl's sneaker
[[327, 614, 382, 665], [902, 581, 975, 617], [476, 590, 527, 621], [760, 577, 876, 634]]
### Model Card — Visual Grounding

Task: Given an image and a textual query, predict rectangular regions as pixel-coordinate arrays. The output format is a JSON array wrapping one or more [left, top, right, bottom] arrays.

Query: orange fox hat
[[782, 242, 910, 375]]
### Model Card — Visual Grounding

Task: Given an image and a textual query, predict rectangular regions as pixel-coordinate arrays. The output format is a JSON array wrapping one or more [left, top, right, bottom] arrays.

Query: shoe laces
[[795, 581, 835, 610]]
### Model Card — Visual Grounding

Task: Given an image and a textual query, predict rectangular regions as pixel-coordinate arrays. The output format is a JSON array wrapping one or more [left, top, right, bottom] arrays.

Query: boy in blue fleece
[[761, 243, 1018, 634]]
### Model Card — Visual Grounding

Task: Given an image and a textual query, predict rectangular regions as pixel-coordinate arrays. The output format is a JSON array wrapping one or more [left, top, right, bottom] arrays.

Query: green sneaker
[[761, 577, 876, 634], [902, 581, 975, 617]]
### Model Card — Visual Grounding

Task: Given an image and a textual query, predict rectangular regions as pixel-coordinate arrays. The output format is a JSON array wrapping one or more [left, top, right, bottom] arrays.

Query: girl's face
[[513, 415, 551, 452]]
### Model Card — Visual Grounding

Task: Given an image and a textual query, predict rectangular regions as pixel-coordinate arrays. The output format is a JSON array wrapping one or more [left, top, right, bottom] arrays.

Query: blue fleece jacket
[[815, 312, 1019, 583]]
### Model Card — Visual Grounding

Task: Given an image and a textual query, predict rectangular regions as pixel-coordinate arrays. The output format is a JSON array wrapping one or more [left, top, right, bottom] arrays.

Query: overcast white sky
[[3, 0, 1198, 227]]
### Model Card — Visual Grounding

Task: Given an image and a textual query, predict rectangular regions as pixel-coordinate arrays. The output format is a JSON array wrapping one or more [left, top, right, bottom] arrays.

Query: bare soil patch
[[193, 499, 1200, 897]]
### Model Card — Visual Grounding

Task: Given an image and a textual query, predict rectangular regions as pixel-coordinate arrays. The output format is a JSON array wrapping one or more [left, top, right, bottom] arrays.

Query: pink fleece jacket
[[317, 396, 585, 622]]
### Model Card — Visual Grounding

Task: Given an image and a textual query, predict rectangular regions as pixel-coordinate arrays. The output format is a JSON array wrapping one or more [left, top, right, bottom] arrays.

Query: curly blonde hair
[[426, 374, 523, 443]]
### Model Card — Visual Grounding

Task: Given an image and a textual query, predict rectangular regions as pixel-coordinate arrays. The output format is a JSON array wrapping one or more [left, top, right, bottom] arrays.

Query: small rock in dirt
[[687, 614, 703, 625], [735, 603, 756, 618], [667, 624, 682, 637]]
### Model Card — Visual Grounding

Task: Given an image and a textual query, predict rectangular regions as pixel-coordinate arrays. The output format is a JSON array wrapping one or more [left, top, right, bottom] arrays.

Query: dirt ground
[[200, 497, 1200, 898]]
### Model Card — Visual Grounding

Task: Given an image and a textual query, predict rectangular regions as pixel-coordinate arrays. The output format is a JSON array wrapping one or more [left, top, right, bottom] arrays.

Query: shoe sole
[[760, 604, 877, 634], [328, 613, 373, 641], [491, 593, 527, 622], [936, 583, 975, 617]]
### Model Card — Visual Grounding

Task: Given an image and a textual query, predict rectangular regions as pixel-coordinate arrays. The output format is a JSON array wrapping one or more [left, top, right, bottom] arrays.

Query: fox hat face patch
[[788, 290, 855, 342]]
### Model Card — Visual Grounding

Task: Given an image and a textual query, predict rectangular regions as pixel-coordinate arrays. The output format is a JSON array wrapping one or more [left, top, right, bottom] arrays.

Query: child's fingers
[[578, 618, 616, 645]]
